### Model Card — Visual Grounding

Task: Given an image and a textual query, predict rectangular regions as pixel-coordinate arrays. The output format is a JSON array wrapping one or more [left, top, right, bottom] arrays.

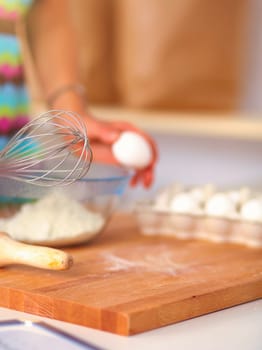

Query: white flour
[[0, 192, 105, 242], [101, 251, 183, 276]]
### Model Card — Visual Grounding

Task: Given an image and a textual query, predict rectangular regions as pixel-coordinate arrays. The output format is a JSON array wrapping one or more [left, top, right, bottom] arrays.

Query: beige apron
[[26, 0, 248, 111]]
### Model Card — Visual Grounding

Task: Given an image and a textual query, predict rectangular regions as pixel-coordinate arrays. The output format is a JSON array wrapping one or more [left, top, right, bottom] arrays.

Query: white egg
[[169, 193, 201, 214], [189, 184, 215, 205], [112, 131, 153, 169], [227, 187, 250, 206], [205, 193, 237, 218], [227, 190, 241, 205], [189, 188, 205, 204], [153, 183, 184, 212], [203, 184, 216, 200], [153, 191, 170, 212], [240, 198, 262, 222]]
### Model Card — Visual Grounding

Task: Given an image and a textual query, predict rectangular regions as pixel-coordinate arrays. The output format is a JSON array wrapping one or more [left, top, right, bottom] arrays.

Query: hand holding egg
[[83, 115, 157, 187], [112, 126, 157, 187]]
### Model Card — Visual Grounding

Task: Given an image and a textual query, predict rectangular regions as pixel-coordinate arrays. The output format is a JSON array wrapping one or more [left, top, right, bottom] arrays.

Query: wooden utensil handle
[[0, 232, 73, 270]]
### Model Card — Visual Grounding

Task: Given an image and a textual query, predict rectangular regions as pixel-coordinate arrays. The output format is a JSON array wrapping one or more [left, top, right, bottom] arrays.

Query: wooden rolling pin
[[0, 232, 73, 270]]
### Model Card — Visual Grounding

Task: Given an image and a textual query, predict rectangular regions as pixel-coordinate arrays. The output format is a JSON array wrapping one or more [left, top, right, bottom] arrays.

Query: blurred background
[[23, 0, 262, 203]]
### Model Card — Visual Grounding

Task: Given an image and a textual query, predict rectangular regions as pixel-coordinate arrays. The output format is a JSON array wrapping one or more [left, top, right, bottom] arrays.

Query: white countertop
[[0, 300, 261, 350]]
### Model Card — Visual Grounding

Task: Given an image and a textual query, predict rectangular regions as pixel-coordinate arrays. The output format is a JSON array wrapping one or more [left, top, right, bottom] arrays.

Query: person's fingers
[[131, 166, 154, 188], [85, 116, 158, 165], [130, 171, 141, 187], [90, 141, 117, 164], [84, 115, 120, 144], [91, 141, 155, 188], [142, 167, 154, 188]]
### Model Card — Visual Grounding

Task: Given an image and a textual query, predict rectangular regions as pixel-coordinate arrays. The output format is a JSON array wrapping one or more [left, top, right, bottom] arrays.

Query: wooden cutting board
[[0, 214, 261, 335]]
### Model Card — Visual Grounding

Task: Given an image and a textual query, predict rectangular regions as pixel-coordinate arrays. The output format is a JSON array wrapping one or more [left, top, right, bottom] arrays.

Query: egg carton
[[134, 189, 262, 249]]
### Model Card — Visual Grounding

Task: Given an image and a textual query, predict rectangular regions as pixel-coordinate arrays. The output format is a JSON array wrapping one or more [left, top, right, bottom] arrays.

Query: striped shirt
[[0, 0, 33, 138]]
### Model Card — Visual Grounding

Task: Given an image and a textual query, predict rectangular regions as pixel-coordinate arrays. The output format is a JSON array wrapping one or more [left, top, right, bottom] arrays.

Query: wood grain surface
[[0, 214, 261, 335]]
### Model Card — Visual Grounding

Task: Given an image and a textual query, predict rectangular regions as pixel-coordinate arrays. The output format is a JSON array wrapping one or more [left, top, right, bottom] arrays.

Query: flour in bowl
[[0, 192, 105, 242]]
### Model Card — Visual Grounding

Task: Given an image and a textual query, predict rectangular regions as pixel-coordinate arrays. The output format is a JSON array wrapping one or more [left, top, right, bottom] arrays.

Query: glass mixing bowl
[[0, 163, 131, 247]]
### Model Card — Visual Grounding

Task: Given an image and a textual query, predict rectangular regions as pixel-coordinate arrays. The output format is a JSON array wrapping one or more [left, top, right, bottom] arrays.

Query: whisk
[[0, 110, 93, 186]]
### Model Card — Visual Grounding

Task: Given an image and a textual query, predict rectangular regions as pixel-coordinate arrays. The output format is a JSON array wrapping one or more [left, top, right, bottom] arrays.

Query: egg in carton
[[136, 183, 262, 247], [196, 192, 238, 243], [153, 184, 215, 239], [168, 192, 202, 239], [192, 188, 262, 247], [153, 183, 184, 212], [230, 197, 262, 247]]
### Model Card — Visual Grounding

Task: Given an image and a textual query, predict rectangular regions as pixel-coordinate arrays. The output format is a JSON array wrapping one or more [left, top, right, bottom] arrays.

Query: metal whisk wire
[[0, 110, 93, 186]]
